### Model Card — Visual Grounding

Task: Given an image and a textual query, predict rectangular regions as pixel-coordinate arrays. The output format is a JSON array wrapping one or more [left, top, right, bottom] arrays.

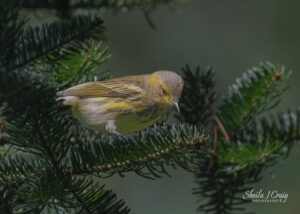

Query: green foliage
[[65, 178, 130, 214], [8, 15, 104, 70], [177, 65, 216, 126], [12, 176, 130, 213], [218, 63, 291, 133], [179, 63, 298, 214], [194, 164, 262, 214], [53, 40, 111, 84], [219, 141, 283, 170], [0, 0, 26, 67], [70, 124, 205, 178]]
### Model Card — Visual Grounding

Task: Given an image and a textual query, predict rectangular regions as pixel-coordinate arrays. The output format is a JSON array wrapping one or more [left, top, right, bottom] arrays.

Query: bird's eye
[[161, 88, 168, 96]]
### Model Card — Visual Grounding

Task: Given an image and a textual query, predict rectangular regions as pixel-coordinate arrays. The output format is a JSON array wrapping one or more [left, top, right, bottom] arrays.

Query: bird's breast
[[115, 105, 164, 133]]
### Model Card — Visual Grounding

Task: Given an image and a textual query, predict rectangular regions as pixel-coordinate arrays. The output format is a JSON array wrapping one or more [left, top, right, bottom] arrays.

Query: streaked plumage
[[57, 71, 184, 134]]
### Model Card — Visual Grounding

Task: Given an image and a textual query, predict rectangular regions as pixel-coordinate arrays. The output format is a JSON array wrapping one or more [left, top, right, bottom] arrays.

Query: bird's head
[[149, 71, 184, 112]]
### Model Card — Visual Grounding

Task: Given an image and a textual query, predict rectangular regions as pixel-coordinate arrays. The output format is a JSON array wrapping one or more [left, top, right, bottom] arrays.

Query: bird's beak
[[171, 99, 180, 112]]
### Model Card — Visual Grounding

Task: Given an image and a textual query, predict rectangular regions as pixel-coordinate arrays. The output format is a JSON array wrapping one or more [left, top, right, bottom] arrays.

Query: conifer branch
[[0, 0, 26, 67], [52, 40, 111, 84], [67, 178, 130, 213], [198, 80, 230, 141], [70, 124, 206, 178], [7, 15, 104, 70], [218, 62, 291, 135], [180, 62, 297, 214], [21, 0, 181, 11], [177, 65, 216, 126]]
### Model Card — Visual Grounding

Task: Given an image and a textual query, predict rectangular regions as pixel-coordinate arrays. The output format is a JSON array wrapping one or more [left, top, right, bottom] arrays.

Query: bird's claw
[[106, 120, 123, 137]]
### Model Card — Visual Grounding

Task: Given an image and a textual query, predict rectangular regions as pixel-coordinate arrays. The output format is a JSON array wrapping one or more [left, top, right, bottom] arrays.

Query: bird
[[57, 70, 184, 134]]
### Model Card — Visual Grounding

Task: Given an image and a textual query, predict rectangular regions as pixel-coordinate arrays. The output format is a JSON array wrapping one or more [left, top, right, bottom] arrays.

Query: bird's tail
[[56, 90, 78, 106]]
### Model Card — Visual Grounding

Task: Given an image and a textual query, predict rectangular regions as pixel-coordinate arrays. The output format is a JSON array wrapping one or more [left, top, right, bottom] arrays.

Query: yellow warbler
[[57, 71, 184, 134]]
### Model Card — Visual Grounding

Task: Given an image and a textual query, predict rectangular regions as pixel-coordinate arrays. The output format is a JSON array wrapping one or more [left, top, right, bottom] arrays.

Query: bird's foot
[[106, 120, 122, 137]]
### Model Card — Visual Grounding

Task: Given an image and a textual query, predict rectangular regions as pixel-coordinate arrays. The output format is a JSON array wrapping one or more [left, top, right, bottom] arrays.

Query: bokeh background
[[98, 0, 300, 213]]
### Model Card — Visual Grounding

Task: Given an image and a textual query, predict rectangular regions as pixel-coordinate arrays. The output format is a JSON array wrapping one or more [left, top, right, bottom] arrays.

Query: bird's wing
[[57, 75, 146, 99]]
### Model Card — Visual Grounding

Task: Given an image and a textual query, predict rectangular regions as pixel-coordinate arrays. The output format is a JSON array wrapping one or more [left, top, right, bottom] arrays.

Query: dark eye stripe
[[161, 88, 168, 96]]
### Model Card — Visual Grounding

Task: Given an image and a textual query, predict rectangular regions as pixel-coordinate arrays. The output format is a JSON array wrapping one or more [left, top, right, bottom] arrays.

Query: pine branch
[[66, 178, 130, 214], [194, 164, 261, 214], [3, 119, 206, 180], [0, 70, 71, 171], [21, 0, 181, 11], [0, 144, 130, 213], [7, 15, 104, 70], [0, 0, 27, 68], [52, 40, 111, 84], [236, 109, 300, 149], [0, 185, 15, 213], [13, 174, 63, 213], [0, 153, 48, 184], [218, 62, 291, 136], [216, 109, 300, 173], [181, 62, 297, 214], [1, 169, 129, 213], [0, 121, 205, 211], [0, 120, 205, 209], [177, 65, 217, 126], [177, 65, 229, 173], [0, 68, 60, 126], [194, 109, 300, 214], [0, 154, 51, 212], [70, 124, 206, 178]]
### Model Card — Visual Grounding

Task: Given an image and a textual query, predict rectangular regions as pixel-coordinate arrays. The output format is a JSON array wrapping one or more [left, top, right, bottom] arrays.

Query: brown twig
[[197, 82, 230, 173], [207, 127, 218, 171], [198, 85, 230, 141]]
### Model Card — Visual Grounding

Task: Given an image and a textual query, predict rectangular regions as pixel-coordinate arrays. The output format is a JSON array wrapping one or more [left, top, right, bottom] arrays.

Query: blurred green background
[[99, 0, 300, 213]]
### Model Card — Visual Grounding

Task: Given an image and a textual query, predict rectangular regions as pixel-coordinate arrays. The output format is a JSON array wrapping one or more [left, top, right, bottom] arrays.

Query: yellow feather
[[104, 101, 131, 110]]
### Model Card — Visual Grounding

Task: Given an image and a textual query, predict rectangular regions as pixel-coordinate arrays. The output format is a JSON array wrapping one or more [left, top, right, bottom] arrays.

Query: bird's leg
[[106, 120, 121, 136]]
